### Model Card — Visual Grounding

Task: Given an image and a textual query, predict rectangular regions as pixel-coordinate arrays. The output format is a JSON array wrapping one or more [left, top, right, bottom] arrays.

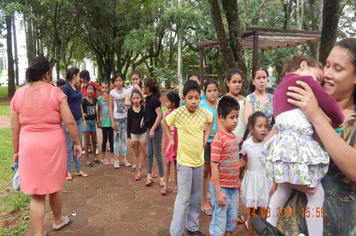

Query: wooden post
[[200, 46, 204, 84], [260, 49, 264, 64], [253, 31, 259, 69]]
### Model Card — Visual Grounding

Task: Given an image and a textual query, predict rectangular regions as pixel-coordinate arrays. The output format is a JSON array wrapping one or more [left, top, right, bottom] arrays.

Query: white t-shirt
[[110, 88, 127, 119]]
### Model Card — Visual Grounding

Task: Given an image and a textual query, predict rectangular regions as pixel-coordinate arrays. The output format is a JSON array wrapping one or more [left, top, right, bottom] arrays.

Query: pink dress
[[11, 83, 67, 195], [163, 109, 178, 162]]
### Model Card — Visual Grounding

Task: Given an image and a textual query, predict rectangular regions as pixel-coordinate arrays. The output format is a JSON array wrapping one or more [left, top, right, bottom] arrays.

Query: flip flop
[[53, 216, 72, 231], [134, 175, 141, 180], [237, 213, 246, 224], [201, 208, 212, 216], [151, 172, 158, 178], [93, 159, 100, 164], [145, 179, 153, 186], [86, 162, 93, 167], [101, 159, 110, 165], [160, 188, 168, 195], [65, 173, 72, 181], [172, 187, 178, 194], [75, 171, 88, 178]]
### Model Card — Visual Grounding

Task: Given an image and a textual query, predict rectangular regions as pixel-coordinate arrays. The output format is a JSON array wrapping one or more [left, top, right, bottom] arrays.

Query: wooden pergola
[[196, 28, 321, 79]]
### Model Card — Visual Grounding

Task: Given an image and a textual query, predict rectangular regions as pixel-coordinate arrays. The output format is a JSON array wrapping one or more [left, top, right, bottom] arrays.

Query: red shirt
[[211, 130, 240, 188], [82, 81, 101, 98]]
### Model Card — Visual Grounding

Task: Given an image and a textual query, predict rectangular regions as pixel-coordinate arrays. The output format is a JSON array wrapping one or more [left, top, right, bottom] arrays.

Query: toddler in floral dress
[[260, 55, 345, 236]]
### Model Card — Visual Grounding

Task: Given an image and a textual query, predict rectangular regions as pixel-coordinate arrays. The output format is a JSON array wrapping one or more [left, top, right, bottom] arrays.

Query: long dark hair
[[25, 57, 50, 83], [250, 64, 268, 92], [143, 77, 161, 98], [66, 67, 80, 82], [335, 38, 356, 105], [225, 68, 242, 93]]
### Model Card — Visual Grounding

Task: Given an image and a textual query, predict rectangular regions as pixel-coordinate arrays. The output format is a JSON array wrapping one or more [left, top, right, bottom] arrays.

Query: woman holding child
[[277, 38, 356, 235]]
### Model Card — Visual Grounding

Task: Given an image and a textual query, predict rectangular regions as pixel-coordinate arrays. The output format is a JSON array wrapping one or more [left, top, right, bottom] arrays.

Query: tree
[[6, 13, 15, 97]]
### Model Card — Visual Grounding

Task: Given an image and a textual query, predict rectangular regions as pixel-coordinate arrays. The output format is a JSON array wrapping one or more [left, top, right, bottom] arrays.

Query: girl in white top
[[109, 73, 131, 169], [239, 111, 274, 236]]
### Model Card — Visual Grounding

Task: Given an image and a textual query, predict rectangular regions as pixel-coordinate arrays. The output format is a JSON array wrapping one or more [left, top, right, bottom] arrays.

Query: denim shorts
[[84, 120, 96, 132], [209, 182, 239, 235]]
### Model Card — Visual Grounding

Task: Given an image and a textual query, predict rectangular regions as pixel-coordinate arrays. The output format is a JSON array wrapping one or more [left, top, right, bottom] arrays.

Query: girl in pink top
[[260, 55, 345, 236], [161, 91, 180, 195]]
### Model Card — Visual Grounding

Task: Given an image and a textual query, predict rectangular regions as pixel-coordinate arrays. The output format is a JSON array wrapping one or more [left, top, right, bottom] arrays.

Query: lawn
[[0, 130, 31, 235], [0, 106, 10, 116]]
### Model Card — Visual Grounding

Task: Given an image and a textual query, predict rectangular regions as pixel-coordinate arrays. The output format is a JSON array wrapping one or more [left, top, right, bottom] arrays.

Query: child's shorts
[[209, 183, 239, 235], [84, 120, 96, 132], [204, 142, 211, 163], [131, 133, 146, 142]]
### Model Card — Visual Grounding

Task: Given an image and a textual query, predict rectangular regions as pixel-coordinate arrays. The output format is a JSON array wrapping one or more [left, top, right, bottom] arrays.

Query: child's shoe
[[123, 159, 131, 167], [186, 230, 206, 236], [114, 160, 120, 169]]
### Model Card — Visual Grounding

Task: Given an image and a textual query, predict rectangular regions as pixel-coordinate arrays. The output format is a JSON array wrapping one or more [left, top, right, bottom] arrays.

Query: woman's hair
[[56, 78, 66, 87], [250, 64, 268, 92], [204, 79, 219, 93], [335, 38, 356, 105], [247, 111, 267, 129], [86, 83, 96, 92], [65, 67, 80, 82], [25, 57, 50, 83], [167, 91, 180, 109], [282, 54, 323, 77], [143, 77, 161, 98], [131, 89, 144, 104], [79, 70, 90, 81], [225, 68, 242, 93]]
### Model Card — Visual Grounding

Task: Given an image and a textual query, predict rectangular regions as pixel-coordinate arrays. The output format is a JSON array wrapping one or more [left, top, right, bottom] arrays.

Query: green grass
[[0, 101, 10, 106], [0, 86, 8, 98], [0, 129, 30, 235], [0, 106, 10, 116]]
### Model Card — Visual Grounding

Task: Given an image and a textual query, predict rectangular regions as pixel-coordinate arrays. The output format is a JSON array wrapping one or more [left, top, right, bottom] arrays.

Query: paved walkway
[[0, 112, 249, 236]]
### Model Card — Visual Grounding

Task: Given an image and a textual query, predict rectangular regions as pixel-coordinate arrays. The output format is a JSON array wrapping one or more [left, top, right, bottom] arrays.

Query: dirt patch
[[0, 115, 10, 130]]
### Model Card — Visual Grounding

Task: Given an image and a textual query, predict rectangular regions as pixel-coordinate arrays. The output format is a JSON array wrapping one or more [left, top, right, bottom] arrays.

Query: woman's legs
[[49, 191, 63, 225], [146, 128, 154, 179], [305, 183, 324, 236], [30, 194, 46, 236], [152, 124, 164, 178], [267, 183, 293, 226], [73, 119, 83, 173]]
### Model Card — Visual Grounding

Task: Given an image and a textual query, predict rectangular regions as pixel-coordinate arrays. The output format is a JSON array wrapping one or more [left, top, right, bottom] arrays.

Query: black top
[[127, 105, 145, 138], [143, 95, 161, 129], [82, 97, 97, 120]]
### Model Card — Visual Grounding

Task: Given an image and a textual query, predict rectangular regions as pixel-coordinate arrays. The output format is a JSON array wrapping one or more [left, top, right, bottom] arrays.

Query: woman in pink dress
[[10, 57, 82, 236]]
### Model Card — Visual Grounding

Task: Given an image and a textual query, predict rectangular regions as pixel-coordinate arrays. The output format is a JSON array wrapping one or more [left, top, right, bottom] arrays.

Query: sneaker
[[186, 230, 206, 236], [96, 148, 99, 155], [88, 147, 92, 154], [107, 147, 111, 152], [123, 159, 131, 167], [81, 150, 85, 155], [114, 160, 120, 169]]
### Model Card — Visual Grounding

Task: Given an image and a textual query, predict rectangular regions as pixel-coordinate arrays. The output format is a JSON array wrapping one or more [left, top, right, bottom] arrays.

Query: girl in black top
[[127, 89, 147, 180]]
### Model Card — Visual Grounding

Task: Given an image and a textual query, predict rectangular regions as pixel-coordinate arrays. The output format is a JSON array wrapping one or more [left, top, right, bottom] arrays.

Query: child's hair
[[113, 72, 125, 87], [247, 111, 268, 128], [167, 91, 180, 109], [131, 70, 142, 87], [143, 77, 161, 98], [101, 81, 109, 87], [131, 88, 144, 104], [217, 95, 240, 118], [250, 64, 268, 92], [56, 78, 66, 87], [79, 70, 90, 81], [65, 67, 80, 82], [282, 54, 323, 76], [86, 83, 96, 92], [225, 68, 242, 93], [183, 80, 201, 97], [204, 79, 219, 93], [110, 77, 116, 84], [188, 71, 200, 81]]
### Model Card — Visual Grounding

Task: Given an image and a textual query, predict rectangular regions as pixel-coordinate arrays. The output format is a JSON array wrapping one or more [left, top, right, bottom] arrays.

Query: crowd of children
[[57, 52, 346, 236]]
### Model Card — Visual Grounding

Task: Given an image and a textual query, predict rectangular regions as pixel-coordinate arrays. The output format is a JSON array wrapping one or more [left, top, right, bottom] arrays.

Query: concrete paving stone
[[86, 180, 111, 189], [87, 194, 112, 206], [72, 188, 98, 199], [125, 199, 151, 210], [117, 208, 145, 222], [88, 211, 117, 228], [98, 186, 121, 195], [101, 202, 128, 218], [62, 182, 86, 192], [135, 189, 159, 200], [156, 228, 170, 236], [95, 174, 118, 182], [72, 225, 105, 236], [74, 205, 101, 218], [106, 221, 138, 235], [62, 196, 87, 208], [161, 214, 173, 228], [121, 180, 144, 193], [103, 168, 121, 177], [135, 217, 165, 234], [151, 195, 176, 210], [144, 206, 171, 220], [112, 190, 136, 203]]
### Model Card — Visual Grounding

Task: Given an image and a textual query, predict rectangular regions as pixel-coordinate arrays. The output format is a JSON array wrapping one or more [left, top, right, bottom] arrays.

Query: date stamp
[[247, 207, 325, 219]]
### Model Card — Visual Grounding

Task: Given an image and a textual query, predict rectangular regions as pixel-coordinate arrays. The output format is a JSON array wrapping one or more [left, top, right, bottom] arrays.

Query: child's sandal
[[160, 188, 168, 195], [145, 179, 153, 186]]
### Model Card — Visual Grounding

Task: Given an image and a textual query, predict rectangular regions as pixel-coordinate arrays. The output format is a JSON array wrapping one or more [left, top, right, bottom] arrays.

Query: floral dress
[[246, 92, 273, 120]]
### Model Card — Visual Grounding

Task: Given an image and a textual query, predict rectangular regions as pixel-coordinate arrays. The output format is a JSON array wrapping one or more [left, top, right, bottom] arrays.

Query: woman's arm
[[149, 107, 163, 139], [10, 109, 20, 163], [288, 81, 356, 181], [244, 101, 252, 126], [60, 97, 82, 158]]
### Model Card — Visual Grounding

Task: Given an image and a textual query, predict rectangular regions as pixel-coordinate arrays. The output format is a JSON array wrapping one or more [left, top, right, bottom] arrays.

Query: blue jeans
[[209, 182, 239, 235], [63, 119, 83, 174], [169, 163, 204, 236], [146, 124, 164, 177]]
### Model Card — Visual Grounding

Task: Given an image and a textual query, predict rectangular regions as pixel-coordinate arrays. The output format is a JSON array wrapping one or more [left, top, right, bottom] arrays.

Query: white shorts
[[131, 133, 146, 142]]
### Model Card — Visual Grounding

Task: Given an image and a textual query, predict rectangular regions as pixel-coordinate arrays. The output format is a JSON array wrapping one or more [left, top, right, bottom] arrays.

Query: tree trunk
[[6, 14, 16, 98], [24, 13, 36, 65], [319, 0, 340, 63], [12, 14, 19, 85], [208, 0, 237, 69]]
